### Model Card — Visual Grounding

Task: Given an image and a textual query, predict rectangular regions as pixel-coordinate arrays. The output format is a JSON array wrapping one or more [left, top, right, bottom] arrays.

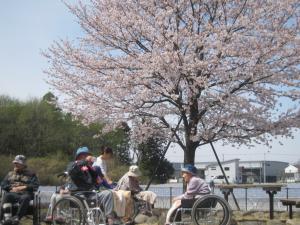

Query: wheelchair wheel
[[52, 196, 85, 225], [33, 192, 41, 225], [191, 194, 231, 225], [85, 207, 106, 225]]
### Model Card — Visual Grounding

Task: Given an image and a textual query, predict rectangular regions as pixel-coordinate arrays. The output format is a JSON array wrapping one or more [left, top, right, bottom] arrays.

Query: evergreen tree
[[137, 137, 174, 184], [102, 122, 132, 165]]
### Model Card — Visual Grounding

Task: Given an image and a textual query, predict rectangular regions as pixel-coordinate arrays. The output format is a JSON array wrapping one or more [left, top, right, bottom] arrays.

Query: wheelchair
[[171, 194, 232, 225], [0, 190, 41, 225], [50, 169, 155, 225], [48, 170, 113, 225], [51, 190, 106, 225]]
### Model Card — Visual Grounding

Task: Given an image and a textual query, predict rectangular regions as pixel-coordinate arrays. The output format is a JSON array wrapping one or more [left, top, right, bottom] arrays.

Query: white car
[[212, 175, 226, 184]]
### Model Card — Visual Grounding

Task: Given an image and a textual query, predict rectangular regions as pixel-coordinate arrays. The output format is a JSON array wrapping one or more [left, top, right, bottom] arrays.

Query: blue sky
[[0, 0, 81, 100], [0, 0, 299, 164]]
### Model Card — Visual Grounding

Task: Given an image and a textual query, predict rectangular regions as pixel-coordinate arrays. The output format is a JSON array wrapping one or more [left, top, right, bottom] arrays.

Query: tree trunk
[[182, 142, 197, 192], [183, 143, 197, 165]]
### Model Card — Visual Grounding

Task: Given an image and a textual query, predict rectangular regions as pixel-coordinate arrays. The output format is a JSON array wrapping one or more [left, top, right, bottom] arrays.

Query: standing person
[[1, 155, 39, 224], [93, 146, 114, 187], [165, 164, 210, 225]]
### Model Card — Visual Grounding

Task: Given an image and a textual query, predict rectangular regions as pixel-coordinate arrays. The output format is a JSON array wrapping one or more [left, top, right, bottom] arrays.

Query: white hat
[[128, 165, 142, 177]]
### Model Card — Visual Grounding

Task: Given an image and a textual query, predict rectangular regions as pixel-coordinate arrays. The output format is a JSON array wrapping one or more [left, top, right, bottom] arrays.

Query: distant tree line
[[0, 92, 130, 161], [0, 93, 174, 184]]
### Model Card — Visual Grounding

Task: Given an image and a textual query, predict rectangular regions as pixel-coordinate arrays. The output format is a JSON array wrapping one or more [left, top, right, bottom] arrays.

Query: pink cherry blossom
[[44, 0, 300, 164]]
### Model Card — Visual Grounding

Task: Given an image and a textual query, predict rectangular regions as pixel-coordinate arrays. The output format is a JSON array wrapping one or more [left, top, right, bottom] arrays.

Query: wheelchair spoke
[[52, 197, 84, 225], [51, 193, 107, 225], [86, 208, 106, 225], [192, 195, 231, 225]]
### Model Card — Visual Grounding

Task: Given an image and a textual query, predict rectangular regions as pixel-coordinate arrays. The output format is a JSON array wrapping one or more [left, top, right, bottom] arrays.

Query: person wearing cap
[[44, 147, 95, 223], [67, 146, 98, 191], [45, 147, 96, 222], [114, 165, 157, 222], [45, 147, 117, 225], [67, 147, 118, 225], [115, 166, 157, 203], [165, 164, 210, 225], [0, 155, 39, 224], [114, 165, 143, 193]]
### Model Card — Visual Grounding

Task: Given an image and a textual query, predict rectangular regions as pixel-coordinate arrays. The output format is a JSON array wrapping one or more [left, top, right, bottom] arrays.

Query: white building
[[205, 159, 240, 184], [284, 165, 300, 182], [172, 159, 288, 184], [240, 160, 288, 183]]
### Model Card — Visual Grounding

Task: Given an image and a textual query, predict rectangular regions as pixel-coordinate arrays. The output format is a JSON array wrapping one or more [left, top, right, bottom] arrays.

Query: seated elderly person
[[114, 165, 157, 221], [45, 147, 118, 225], [165, 164, 210, 225], [1, 155, 39, 225]]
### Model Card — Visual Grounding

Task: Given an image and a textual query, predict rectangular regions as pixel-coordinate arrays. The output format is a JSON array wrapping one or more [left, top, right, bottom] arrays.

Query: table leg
[[288, 204, 293, 219], [266, 190, 277, 220], [221, 189, 231, 202]]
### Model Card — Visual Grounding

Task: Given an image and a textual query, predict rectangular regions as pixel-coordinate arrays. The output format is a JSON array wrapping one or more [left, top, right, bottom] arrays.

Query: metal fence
[[145, 186, 300, 211], [16, 185, 300, 211]]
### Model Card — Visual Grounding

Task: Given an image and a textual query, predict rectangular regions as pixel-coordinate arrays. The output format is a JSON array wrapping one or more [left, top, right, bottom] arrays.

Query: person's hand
[[11, 185, 27, 192], [172, 196, 180, 203], [60, 189, 70, 194], [107, 179, 113, 185], [81, 166, 89, 171], [96, 177, 103, 184]]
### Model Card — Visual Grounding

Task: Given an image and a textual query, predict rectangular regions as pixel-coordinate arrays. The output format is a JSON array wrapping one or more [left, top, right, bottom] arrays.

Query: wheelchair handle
[[57, 172, 68, 178]]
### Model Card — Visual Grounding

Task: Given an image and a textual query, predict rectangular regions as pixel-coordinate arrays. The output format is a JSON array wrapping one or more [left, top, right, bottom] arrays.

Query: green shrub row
[[0, 153, 69, 186], [0, 154, 140, 186]]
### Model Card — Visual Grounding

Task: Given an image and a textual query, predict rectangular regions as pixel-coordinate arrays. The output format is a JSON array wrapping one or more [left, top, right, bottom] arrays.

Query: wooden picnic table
[[280, 198, 300, 219], [217, 183, 286, 220]]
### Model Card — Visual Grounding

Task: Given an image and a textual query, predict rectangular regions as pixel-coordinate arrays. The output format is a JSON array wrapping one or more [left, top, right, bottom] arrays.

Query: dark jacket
[[67, 160, 98, 191], [1, 169, 39, 194]]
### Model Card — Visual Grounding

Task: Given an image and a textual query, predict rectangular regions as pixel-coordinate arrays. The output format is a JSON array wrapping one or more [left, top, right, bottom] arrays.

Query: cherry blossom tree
[[44, 0, 300, 164]]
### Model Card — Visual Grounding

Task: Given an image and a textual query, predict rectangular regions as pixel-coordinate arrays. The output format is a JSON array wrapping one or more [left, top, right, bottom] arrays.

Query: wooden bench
[[280, 198, 300, 219]]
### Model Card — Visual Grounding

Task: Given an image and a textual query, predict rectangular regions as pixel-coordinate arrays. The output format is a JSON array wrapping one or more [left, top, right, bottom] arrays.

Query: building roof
[[285, 165, 299, 173], [240, 160, 289, 164], [172, 159, 289, 170], [205, 159, 240, 168]]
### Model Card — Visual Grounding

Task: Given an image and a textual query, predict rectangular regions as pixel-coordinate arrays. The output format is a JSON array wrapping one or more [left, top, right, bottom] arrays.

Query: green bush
[[0, 152, 69, 186], [0, 155, 14, 180], [108, 160, 129, 182], [0, 153, 136, 186], [27, 152, 69, 185]]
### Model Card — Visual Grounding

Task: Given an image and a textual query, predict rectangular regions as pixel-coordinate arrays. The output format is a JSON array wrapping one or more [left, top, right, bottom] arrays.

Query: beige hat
[[128, 165, 141, 177]]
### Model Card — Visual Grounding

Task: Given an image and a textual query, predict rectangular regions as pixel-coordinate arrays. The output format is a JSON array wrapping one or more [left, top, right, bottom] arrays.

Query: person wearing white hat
[[114, 165, 157, 221], [115, 165, 142, 192]]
